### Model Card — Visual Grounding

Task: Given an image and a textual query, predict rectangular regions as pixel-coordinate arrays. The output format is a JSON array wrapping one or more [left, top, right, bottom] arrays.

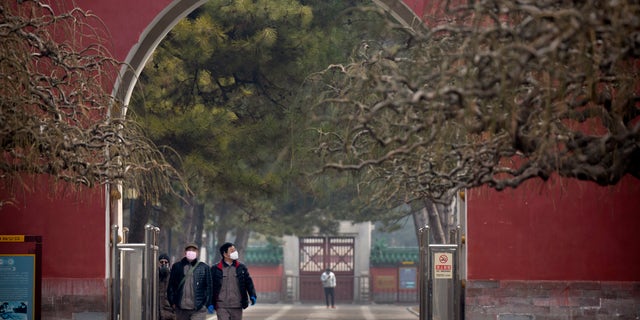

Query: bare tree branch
[[309, 0, 640, 204], [1, 0, 186, 208]]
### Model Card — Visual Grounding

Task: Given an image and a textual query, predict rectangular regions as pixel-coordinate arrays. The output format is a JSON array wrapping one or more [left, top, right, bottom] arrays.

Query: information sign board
[[399, 267, 417, 289], [0, 254, 35, 320]]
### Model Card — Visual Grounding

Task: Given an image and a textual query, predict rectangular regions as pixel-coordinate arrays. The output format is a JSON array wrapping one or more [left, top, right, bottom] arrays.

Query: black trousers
[[323, 287, 335, 307]]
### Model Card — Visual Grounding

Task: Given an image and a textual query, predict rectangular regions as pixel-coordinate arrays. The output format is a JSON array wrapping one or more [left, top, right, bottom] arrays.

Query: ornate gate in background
[[299, 237, 355, 302]]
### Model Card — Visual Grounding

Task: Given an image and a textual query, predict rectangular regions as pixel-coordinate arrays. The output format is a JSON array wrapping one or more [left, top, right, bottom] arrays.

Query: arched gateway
[[1, 0, 427, 318], [2, 1, 638, 319]]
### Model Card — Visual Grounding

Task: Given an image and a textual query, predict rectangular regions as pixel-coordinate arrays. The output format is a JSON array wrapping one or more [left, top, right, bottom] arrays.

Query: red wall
[[0, 177, 105, 278], [467, 176, 640, 281], [249, 265, 283, 292], [371, 267, 399, 292], [63, 0, 174, 61], [401, 0, 426, 18]]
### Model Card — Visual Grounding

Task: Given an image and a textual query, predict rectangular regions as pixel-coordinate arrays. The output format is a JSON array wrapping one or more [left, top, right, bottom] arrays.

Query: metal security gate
[[299, 237, 355, 302]]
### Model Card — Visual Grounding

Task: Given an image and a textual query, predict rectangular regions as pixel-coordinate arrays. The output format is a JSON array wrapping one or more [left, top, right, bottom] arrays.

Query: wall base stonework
[[465, 280, 640, 319], [41, 278, 107, 320]]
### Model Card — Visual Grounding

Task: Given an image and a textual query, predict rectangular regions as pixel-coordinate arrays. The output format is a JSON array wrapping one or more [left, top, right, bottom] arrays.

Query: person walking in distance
[[167, 243, 214, 320], [211, 242, 257, 320], [321, 267, 336, 309], [158, 253, 175, 320]]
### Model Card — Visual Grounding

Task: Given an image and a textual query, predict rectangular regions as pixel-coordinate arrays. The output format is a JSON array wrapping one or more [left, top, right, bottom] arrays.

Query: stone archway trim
[[372, 0, 424, 35], [112, 0, 209, 106]]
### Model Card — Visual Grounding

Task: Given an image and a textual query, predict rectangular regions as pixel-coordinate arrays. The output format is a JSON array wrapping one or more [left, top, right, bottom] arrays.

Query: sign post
[[428, 244, 460, 320]]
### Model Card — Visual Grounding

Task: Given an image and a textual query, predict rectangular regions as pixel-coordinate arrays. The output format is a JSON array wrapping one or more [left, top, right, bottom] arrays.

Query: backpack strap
[[178, 261, 203, 289]]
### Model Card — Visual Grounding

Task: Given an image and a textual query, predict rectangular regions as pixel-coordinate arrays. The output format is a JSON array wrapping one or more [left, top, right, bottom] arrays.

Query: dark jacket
[[212, 260, 257, 309], [158, 268, 175, 320], [167, 258, 212, 311]]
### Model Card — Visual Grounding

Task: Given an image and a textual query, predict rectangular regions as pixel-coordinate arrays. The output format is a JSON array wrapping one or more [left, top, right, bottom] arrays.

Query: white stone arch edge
[[113, 0, 209, 106], [105, 0, 208, 276], [372, 0, 425, 34]]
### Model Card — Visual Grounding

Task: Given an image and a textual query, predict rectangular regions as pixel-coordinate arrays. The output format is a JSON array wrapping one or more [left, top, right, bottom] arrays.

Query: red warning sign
[[433, 252, 453, 279]]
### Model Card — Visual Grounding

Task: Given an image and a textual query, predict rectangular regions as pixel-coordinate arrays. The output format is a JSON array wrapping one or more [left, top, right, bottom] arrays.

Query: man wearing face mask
[[211, 242, 257, 320], [158, 254, 175, 320], [167, 243, 213, 320]]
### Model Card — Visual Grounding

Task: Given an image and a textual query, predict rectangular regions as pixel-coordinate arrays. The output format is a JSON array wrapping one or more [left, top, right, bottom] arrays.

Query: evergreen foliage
[[130, 0, 394, 249]]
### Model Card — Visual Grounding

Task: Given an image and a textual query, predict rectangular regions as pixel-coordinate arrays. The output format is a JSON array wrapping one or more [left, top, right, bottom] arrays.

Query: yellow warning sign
[[433, 252, 453, 279], [0, 235, 25, 242]]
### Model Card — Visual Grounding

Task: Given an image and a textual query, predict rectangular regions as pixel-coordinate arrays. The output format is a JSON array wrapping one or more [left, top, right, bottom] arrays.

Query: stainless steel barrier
[[111, 224, 160, 320], [419, 225, 463, 320]]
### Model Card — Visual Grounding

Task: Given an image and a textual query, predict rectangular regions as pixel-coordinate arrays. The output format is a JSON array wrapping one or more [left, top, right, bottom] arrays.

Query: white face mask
[[229, 251, 239, 260], [186, 251, 197, 261]]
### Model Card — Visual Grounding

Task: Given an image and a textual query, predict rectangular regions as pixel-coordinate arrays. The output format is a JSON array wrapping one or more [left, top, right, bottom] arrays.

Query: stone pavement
[[206, 303, 419, 320]]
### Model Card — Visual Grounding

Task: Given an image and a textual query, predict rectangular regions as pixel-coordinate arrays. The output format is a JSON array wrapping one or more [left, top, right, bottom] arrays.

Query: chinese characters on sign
[[433, 252, 453, 279]]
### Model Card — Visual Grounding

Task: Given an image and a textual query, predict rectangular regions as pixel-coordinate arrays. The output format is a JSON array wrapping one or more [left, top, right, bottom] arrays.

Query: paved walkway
[[206, 303, 419, 320]]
